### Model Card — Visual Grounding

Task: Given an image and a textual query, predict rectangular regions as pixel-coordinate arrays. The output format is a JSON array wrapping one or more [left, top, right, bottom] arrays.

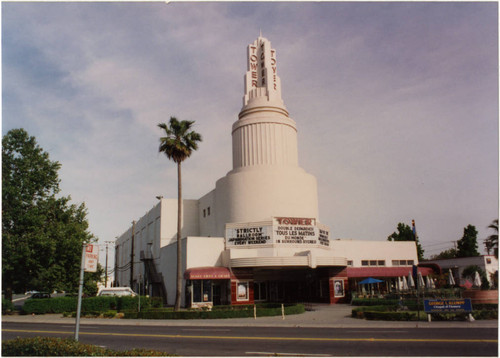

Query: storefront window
[[192, 280, 212, 303]]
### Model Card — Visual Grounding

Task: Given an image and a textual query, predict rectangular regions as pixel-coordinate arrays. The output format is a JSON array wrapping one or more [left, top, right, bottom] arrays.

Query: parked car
[[29, 292, 51, 299], [97, 287, 136, 297]]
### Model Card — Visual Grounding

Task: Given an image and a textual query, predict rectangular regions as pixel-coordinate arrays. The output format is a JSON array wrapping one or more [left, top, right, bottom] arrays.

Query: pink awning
[[184, 267, 231, 280], [347, 266, 434, 278]]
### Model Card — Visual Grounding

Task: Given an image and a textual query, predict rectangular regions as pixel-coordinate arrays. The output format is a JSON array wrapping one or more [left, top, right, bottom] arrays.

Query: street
[[2, 322, 497, 356]]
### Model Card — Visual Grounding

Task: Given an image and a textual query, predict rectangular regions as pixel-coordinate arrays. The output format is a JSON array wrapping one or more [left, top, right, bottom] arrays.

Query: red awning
[[184, 267, 231, 280], [347, 266, 434, 278]]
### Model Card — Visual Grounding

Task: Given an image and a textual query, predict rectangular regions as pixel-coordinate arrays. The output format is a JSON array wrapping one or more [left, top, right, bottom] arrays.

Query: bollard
[[281, 303, 285, 320], [254, 305, 256, 319]]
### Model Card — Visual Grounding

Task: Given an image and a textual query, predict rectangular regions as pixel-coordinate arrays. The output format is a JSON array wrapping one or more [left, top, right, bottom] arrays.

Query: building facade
[[425, 255, 498, 287], [115, 35, 429, 307]]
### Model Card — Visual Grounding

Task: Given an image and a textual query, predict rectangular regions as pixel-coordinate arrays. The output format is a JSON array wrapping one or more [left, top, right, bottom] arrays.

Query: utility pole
[[114, 239, 119, 287], [104, 241, 114, 288], [130, 221, 136, 289]]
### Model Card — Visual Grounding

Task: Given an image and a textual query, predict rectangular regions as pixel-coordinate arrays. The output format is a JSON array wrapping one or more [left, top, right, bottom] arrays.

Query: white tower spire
[[214, 35, 319, 233], [242, 36, 285, 110]]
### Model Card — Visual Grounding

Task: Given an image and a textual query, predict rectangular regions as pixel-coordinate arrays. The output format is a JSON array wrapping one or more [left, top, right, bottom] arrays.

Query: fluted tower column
[[215, 35, 319, 235], [232, 35, 298, 169]]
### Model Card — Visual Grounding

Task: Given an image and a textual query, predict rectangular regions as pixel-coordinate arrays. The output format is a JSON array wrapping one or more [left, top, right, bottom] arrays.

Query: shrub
[[473, 303, 498, 311], [22, 296, 160, 315], [352, 306, 497, 321], [124, 303, 305, 320], [2, 298, 15, 314], [102, 310, 117, 318], [363, 311, 417, 321], [472, 310, 498, 320], [82, 297, 117, 312], [22, 297, 77, 314], [2, 337, 172, 356], [351, 298, 400, 306]]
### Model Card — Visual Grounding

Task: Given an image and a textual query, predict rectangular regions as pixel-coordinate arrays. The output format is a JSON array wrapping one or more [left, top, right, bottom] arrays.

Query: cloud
[[2, 2, 497, 260]]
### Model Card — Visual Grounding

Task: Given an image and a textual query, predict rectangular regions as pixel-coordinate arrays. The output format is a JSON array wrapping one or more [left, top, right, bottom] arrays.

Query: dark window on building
[[203, 209, 206, 218], [377, 260, 385, 266], [361, 260, 369, 266], [254, 281, 267, 301], [192, 280, 212, 303], [207, 207, 211, 216]]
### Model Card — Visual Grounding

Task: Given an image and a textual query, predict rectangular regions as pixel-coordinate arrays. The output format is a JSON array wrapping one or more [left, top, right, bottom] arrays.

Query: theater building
[[115, 35, 430, 307]]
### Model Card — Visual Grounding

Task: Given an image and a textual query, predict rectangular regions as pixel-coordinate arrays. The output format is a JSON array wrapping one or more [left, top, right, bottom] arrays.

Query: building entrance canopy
[[184, 267, 231, 280]]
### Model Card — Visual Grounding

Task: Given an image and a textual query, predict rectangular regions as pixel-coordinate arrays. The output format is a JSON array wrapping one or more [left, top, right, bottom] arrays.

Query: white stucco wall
[[158, 238, 187, 306], [159, 198, 200, 247], [214, 167, 318, 237], [198, 190, 217, 237], [158, 236, 225, 306], [186, 236, 225, 269], [114, 198, 200, 291], [330, 239, 419, 266]]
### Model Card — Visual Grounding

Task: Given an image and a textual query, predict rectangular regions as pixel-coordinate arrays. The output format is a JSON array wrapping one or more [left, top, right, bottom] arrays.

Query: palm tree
[[158, 117, 202, 311], [485, 219, 498, 258]]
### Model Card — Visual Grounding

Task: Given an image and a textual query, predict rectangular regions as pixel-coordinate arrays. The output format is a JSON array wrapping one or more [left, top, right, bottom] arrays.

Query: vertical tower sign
[[243, 35, 283, 107]]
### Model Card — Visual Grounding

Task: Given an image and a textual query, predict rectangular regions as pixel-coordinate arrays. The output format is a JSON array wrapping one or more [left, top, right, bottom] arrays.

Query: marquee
[[225, 217, 330, 248]]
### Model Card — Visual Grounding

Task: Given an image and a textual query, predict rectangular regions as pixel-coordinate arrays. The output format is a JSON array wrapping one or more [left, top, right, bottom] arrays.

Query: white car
[[97, 287, 137, 297]]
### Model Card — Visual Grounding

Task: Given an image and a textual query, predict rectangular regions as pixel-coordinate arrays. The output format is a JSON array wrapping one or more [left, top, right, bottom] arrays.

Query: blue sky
[[2, 2, 498, 264]]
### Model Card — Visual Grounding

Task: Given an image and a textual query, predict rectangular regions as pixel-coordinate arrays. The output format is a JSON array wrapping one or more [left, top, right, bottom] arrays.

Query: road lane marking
[[247, 352, 331, 356], [350, 330, 408, 333], [181, 329, 231, 332], [2, 329, 498, 344]]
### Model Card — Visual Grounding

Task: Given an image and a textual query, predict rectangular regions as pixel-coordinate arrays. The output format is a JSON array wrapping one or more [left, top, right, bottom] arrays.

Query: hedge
[[352, 307, 498, 321], [124, 303, 305, 319], [351, 298, 401, 306], [21, 296, 161, 315], [2, 298, 15, 315], [2, 337, 173, 356]]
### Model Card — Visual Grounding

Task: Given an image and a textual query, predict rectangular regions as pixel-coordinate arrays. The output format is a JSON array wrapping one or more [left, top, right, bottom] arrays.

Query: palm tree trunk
[[174, 161, 182, 311]]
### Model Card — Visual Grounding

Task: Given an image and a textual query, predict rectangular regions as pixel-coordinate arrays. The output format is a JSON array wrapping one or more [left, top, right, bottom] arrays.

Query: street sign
[[84, 244, 98, 272], [424, 298, 473, 313]]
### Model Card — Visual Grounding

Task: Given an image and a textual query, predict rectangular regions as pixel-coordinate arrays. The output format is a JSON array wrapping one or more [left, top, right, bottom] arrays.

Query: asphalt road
[[2, 322, 498, 356]]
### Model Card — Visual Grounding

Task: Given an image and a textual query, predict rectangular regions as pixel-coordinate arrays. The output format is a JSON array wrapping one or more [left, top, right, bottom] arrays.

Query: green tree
[[461, 265, 490, 290], [484, 219, 498, 258], [430, 247, 458, 260], [387, 222, 424, 261], [2, 129, 95, 300], [84, 264, 105, 296], [456, 225, 480, 258], [158, 117, 202, 311]]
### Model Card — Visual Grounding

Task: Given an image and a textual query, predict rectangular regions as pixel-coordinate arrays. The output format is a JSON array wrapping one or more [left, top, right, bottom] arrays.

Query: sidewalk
[[3, 304, 498, 329]]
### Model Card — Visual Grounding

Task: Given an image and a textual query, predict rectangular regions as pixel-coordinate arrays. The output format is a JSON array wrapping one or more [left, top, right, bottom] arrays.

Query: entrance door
[[212, 283, 221, 305]]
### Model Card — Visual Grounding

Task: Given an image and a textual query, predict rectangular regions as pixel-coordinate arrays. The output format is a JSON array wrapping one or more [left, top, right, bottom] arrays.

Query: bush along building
[[115, 35, 431, 308]]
